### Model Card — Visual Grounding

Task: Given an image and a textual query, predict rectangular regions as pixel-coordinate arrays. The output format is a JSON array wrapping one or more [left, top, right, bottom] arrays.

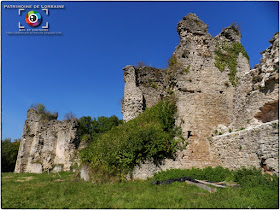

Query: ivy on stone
[[214, 42, 249, 87]]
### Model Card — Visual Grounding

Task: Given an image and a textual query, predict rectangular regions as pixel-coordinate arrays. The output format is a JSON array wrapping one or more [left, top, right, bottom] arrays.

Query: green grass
[[2, 168, 278, 209]]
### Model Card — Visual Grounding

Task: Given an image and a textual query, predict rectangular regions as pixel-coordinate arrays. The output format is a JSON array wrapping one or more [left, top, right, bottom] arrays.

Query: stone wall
[[231, 32, 279, 130], [164, 15, 257, 169], [210, 120, 279, 175], [121, 65, 165, 122], [14, 109, 79, 173], [122, 13, 251, 171], [121, 13, 279, 179], [16, 13, 278, 179]]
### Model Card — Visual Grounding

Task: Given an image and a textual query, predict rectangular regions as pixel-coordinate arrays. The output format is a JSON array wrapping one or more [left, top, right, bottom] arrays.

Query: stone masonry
[[16, 13, 278, 178], [121, 65, 166, 122], [122, 13, 279, 178], [210, 120, 279, 175], [14, 109, 79, 173]]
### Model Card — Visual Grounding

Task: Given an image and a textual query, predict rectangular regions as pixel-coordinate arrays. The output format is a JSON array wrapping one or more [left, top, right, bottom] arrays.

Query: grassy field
[[1, 169, 279, 209]]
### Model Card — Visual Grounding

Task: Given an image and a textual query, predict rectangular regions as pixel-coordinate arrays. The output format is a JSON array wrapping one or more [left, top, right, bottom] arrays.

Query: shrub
[[152, 166, 234, 182], [137, 61, 146, 68], [64, 111, 76, 120], [231, 22, 241, 33], [152, 167, 278, 190], [30, 103, 58, 121], [166, 55, 184, 81], [36, 104, 46, 113], [168, 55, 178, 67], [79, 99, 185, 181], [233, 167, 278, 189]]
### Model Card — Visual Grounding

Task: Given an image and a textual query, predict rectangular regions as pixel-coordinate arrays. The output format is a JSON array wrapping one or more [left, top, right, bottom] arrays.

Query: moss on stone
[[185, 65, 190, 74]]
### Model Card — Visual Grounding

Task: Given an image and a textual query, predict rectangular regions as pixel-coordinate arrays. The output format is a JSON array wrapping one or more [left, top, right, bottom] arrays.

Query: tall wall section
[[14, 109, 79, 173], [232, 32, 279, 129], [121, 65, 166, 121], [121, 13, 279, 178], [210, 32, 279, 175]]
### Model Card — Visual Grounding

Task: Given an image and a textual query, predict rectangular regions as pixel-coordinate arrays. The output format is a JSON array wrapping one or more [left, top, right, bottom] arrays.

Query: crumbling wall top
[[26, 109, 42, 122], [216, 23, 241, 43], [177, 13, 209, 37]]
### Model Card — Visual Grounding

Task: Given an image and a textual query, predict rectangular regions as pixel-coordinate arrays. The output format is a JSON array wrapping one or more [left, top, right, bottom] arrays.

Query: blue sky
[[1, 1, 279, 140]]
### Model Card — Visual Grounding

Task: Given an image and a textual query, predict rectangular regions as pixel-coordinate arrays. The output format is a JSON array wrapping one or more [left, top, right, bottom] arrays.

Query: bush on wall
[[79, 99, 185, 181]]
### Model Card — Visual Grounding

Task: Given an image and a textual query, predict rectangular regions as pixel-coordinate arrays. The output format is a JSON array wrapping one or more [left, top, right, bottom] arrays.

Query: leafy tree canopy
[[2, 138, 21, 172], [77, 115, 123, 144]]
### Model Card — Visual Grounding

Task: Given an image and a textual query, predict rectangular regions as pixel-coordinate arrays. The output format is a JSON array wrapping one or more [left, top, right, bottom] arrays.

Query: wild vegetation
[[79, 99, 185, 182], [136, 61, 146, 68], [164, 55, 183, 93], [30, 103, 58, 121], [77, 115, 123, 144], [1, 138, 21, 172], [214, 41, 249, 87], [63, 111, 76, 120], [2, 167, 278, 208], [167, 54, 185, 75]]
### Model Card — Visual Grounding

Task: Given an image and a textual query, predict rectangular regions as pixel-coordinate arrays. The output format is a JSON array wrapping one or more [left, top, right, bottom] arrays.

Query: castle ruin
[[15, 13, 279, 178]]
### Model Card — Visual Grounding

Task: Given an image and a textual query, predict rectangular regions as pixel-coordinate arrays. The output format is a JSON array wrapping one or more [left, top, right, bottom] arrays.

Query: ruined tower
[[15, 109, 79, 173], [121, 13, 279, 178]]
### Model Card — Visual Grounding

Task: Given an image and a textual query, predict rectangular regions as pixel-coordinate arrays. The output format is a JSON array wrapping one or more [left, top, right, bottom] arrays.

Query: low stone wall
[[129, 120, 279, 180], [210, 120, 279, 175], [128, 158, 183, 180], [80, 120, 279, 181]]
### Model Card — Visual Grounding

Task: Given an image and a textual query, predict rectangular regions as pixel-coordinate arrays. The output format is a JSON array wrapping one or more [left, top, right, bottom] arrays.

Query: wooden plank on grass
[[185, 180, 217, 193], [195, 180, 226, 188]]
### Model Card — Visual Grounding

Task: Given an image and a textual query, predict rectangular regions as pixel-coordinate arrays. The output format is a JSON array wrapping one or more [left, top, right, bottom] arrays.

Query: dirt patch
[[54, 179, 65, 182], [15, 176, 35, 182], [15, 180, 25, 182], [2, 176, 14, 179]]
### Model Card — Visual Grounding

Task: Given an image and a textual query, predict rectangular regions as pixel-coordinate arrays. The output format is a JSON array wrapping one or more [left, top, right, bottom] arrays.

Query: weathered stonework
[[16, 13, 278, 179], [14, 109, 79, 173], [121, 13, 279, 179], [210, 120, 279, 175], [121, 65, 166, 122], [231, 32, 279, 130]]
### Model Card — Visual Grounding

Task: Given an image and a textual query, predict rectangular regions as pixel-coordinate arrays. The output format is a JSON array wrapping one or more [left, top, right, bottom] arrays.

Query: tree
[[77, 115, 123, 144], [93, 115, 122, 134], [64, 111, 76, 120], [1, 138, 21, 172], [78, 116, 93, 136]]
